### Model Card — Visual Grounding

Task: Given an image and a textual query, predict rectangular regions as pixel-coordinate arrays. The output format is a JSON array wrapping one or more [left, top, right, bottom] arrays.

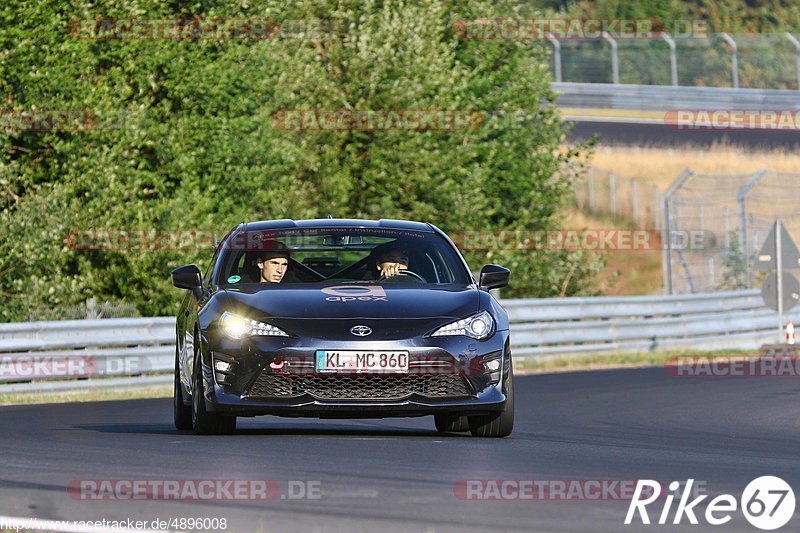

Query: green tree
[[0, 0, 600, 321], [718, 233, 749, 290]]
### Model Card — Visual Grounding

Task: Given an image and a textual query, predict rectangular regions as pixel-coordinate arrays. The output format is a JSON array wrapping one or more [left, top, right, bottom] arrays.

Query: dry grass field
[[589, 145, 800, 190]]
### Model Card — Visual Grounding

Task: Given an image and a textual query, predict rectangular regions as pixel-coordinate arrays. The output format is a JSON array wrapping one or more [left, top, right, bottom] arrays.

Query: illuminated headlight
[[431, 311, 495, 340], [220, 312, 289, 339]]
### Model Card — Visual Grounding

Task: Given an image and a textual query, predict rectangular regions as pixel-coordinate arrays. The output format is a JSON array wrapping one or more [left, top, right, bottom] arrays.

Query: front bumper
[[200, 331, 511, 418]]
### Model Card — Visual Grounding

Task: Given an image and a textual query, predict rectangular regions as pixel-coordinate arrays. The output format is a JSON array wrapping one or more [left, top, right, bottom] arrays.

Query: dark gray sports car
[[172, 218, 513, 437]]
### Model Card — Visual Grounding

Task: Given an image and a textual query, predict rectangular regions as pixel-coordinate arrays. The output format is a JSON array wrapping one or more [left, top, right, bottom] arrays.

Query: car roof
[[241, 218, 434, 233]]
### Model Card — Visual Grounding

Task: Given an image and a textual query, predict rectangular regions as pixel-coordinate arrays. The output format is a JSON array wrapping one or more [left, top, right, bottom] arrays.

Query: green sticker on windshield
[[227, 275, 241, 284]]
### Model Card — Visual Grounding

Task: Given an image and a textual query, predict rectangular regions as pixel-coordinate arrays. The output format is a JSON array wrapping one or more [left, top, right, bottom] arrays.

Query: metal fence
[[663, 169, 800, 294], [550, 33, 800, 90], [0, 289, 793, 391], [23, 298, 140, 322], [574, 166, 663, 229]]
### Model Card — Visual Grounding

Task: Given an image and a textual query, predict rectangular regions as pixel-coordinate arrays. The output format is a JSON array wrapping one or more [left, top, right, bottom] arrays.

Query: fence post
[[546, 33, 562, 83], [609, 173, 616, 215], [631, 179, 639, 225], [786, 33, 800, 90], [661, 32, 678, 86], [588, 166, 596, 212], [736, 169, 767, 288], [663, 169, 694, 295], [709, 257, 716, 287], [603, 32, 619, 84], [720, 32, 739, 89]]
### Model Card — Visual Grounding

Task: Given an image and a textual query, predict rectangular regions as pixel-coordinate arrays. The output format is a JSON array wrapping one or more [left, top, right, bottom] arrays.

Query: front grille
[[246, 372, 471, 400]]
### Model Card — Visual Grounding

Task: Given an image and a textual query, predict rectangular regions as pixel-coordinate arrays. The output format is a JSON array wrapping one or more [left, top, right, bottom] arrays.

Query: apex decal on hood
[[321, 285, 388, 302]]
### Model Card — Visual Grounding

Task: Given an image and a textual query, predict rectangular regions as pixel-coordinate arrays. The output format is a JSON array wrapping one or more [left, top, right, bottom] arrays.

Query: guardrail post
[[546, 33, 562, 83], [86, 298, 98, 320], [663, 169, 694, 294], [603, 32, 619, 84], [721, 32, 739, 89], [786, 33, 800, 90], [631, 179, 639, 225], [737, 168, 767, 288], [588, 166, 596, 212], [661, 32, 678, 86]]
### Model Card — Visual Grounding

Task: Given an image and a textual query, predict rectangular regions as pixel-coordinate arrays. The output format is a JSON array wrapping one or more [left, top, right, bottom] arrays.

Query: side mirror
[[172, 265, 203, 297], [479, 264, 510, 291]]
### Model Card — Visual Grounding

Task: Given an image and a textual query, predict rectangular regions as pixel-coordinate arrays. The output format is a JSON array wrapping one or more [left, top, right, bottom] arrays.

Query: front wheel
[[173, 347, 192, 430], [468, 366, 514, 438], [191, 343, 236, 435], [434, 414, 470, 432]]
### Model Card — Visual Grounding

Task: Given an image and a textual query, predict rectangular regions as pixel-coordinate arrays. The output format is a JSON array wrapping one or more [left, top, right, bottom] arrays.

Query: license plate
[[315, 350, 409, 373]]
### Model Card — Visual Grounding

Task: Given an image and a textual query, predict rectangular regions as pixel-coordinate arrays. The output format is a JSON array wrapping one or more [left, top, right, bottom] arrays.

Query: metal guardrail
[[506, 289, 798, 359], [0, 290, 794, 389], [0, 317, 174, 386], [554, 82, 800, 110]]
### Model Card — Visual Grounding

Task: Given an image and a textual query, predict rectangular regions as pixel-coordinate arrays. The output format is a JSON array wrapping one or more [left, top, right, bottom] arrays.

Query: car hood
[[221, 284, 479, 320]]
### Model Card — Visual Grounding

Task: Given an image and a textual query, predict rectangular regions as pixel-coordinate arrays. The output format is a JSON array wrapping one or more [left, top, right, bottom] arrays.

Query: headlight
[[430, 311, 495, 340], [220, 312, 289, 339]]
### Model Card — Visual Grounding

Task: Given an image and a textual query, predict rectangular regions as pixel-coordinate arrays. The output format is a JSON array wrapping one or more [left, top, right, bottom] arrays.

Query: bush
[[0, 0, 600, 320]]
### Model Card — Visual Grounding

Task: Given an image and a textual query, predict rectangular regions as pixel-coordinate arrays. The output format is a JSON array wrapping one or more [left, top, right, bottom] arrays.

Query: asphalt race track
[[567, 118, 800, 149], [2, 367, 799, 532]]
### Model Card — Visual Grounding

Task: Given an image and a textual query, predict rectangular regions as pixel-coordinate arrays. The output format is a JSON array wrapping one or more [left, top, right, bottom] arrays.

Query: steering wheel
[[378, 269, 426, 283]]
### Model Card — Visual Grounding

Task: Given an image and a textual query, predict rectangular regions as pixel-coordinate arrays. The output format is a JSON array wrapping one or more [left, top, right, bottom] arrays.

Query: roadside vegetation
[[0, 0, 606, 322]]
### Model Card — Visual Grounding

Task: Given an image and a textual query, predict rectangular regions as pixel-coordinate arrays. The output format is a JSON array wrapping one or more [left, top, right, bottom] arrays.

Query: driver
[[371, 241, 410, 279], [256, 240, 290, 283]]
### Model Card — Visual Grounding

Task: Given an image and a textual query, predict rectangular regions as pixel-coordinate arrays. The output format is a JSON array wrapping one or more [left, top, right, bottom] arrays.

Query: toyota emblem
[[350, 325, 372, 337]]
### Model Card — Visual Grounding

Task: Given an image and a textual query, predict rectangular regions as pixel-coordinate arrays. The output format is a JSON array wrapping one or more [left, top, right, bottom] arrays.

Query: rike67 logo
[[625, 477, 795, 530]]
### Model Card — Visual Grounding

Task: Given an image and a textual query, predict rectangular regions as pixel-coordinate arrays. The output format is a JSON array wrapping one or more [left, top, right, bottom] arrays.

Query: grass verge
[[515, 349, 757, 375], [0, 384, 171, 406]]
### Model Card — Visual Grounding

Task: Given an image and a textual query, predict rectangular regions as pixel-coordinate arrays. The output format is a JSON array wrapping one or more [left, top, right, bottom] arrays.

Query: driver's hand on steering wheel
[[378, 262, 407, 278]]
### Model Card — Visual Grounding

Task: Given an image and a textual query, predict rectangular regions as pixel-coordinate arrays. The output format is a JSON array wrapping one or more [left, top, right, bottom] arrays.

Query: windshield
[[215, 227, 471, 286]]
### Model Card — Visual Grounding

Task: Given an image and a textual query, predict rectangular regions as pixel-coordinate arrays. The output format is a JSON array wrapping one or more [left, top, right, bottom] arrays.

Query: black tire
[[173, 346, 192, 430], [434, 414, 470, 432], [468, 366, 514, 438], [191, 338, 236, 435]]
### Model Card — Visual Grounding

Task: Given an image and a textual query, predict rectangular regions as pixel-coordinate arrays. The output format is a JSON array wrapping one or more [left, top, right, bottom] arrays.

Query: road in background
[[567, 117, 800, 148], [1, 368, 798, 532]]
